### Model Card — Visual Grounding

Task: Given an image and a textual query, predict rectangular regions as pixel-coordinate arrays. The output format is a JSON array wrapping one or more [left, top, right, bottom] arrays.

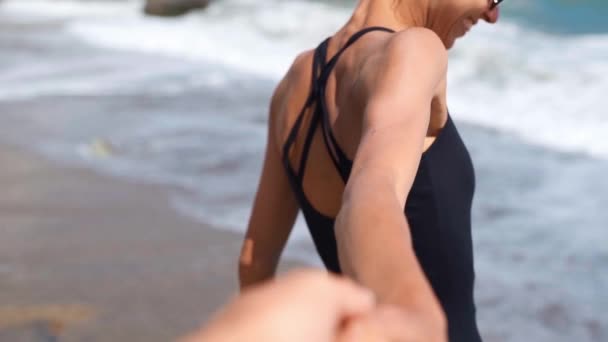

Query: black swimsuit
[[282, 27, 481, 342]]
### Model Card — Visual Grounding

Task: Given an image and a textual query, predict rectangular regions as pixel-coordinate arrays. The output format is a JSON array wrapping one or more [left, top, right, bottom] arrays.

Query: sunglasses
[[490, 0, 505, 10]]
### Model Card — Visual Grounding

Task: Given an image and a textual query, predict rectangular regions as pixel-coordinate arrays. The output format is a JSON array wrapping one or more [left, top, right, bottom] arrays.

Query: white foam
[[1, 0, 141, 20], [448, 22, 608, 159], [65, 0, 348, 79], [0, 56, 207, 100]]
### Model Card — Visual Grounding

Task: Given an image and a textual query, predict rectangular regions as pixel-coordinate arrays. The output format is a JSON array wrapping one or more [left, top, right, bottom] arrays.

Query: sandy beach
[[0, 143, 297, 341]]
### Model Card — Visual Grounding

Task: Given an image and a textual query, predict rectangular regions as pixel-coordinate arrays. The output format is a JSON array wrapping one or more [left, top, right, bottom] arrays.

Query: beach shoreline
[[0, 142, 302, 341]]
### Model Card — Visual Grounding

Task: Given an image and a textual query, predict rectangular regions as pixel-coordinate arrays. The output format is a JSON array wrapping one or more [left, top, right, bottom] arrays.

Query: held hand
[[338, 306, 447, 342], [182, 269, 375, 342], [181, 268, 446, 342]]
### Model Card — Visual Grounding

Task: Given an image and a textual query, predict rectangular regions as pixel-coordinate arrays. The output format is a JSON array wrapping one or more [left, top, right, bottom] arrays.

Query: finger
[[366, 306, 428, 341], [324, 275, 376, 318], [336, 315, 387, 342], [267, 269, 376, 324], [276, 270, 375, 317]]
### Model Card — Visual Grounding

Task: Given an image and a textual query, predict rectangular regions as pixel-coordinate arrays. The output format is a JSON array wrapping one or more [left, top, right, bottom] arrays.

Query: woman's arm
[[238, 76, 300, 290], [335, 28, 449, 339]]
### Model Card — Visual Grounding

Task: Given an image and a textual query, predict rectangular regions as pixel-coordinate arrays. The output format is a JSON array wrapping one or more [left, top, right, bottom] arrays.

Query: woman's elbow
[[238, 239, 278, 290]]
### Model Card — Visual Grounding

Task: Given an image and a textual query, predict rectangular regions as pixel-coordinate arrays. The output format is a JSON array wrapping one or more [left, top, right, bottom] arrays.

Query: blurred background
[[0, 0, 606, 341]]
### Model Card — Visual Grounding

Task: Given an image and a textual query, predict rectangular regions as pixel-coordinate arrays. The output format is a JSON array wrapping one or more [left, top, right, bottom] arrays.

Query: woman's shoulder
[[268, 49, 317, 143], [392, 27, 446, 52], [285, 49, 316, 90], [368, 27, 447, 74], [269, 49, 314, 111], [354, 27, 448, 99]]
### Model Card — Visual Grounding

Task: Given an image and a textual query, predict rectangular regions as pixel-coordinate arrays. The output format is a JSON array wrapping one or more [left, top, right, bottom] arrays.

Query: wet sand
[[0, 144, 300, 341]]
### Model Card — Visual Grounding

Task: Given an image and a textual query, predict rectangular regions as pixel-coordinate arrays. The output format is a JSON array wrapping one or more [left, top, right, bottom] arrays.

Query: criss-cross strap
[[296, 40, 330, 180], [318, 26, 395, 182], [282, 38, 329, 180], [283, 27, 395, 184]]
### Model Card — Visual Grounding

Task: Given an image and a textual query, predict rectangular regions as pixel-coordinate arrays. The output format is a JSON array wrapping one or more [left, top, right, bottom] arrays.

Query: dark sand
[[0, 144, 301, 341]]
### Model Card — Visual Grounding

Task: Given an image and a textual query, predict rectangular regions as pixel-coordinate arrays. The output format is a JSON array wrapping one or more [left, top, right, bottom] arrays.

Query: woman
[[239, 0, 502, 341]]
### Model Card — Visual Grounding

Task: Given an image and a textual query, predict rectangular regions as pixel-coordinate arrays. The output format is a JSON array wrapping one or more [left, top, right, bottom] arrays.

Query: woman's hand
[[339, 306, 447, 342]]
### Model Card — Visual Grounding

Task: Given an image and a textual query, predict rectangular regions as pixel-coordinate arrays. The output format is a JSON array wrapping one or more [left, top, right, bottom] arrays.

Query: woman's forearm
[[335, 189, 446, 335]]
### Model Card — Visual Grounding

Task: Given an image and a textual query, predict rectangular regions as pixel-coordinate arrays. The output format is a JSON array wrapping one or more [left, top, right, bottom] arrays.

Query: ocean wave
[[2, 0, 608, 161]]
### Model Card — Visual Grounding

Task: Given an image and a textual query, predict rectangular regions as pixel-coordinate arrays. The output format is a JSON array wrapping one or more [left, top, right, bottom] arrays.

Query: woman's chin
[[447, 29, 469, 49], [444, 36, 457, 50]]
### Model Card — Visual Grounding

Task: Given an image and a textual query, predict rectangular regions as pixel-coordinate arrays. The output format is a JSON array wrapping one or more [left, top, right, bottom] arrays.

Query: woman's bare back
[[274, 30, 449, 219]]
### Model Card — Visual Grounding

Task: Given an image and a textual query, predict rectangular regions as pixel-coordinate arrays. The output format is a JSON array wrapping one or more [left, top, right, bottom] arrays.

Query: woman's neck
[[344, 0, 429, 33]]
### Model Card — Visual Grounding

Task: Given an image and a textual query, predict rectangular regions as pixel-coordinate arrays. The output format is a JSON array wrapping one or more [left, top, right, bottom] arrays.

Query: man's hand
[[182, 269, 375, 342]]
